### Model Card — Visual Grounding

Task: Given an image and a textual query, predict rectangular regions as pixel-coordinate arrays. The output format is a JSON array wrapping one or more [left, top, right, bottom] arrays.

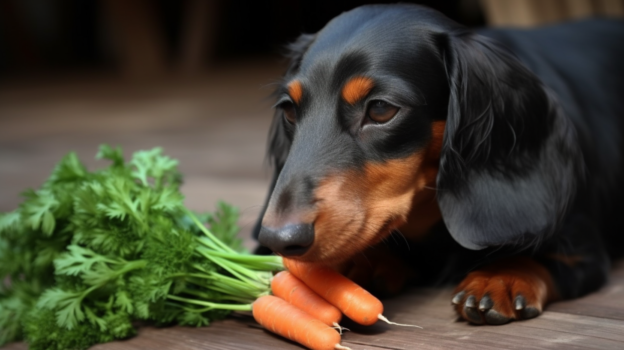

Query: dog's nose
[[258, 223, 314, 257]]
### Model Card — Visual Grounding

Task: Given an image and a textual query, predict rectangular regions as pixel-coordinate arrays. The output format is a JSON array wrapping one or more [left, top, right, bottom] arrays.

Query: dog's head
[[256, 5, 582, 264]]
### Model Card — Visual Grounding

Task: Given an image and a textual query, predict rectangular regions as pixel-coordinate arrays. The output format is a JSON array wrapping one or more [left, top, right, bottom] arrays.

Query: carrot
[[253, 295, 351, 350], [284, 258, 382, 325], [271, 271, 342, 327], [284, 258, 422, 328]]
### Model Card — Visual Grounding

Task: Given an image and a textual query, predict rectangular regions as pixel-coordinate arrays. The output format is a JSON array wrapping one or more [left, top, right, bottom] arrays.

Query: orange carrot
[[283, 258, 384, 326], [271, 271, 342, 327], [253, 295, 351, 350]]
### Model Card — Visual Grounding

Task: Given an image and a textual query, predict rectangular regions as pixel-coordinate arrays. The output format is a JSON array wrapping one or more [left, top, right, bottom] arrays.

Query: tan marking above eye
[[287, 80, 303, 105], [342, 76, 374, 105]]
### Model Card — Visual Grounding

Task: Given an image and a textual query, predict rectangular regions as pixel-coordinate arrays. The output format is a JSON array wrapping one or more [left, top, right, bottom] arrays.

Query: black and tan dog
[[253, 4, 624, 325]]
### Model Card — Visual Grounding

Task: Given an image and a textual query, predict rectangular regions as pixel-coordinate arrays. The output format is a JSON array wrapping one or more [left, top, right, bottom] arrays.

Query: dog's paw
[[452, 257, 557, 325]]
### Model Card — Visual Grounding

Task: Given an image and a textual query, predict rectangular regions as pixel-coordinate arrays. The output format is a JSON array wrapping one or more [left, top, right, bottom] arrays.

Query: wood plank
[[339, 285, 624, 350], [547, 260, 624, 320], [8, 284, 623, 350], [1, 64, 624, 350]]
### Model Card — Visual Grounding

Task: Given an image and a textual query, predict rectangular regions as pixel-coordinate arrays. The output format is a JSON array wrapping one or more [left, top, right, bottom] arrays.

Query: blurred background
[[1, 0, 623, 248]]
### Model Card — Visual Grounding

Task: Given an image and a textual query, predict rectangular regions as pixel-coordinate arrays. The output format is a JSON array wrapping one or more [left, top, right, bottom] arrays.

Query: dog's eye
[[281, 102, 297, 124], [367, 100, 399, 124]]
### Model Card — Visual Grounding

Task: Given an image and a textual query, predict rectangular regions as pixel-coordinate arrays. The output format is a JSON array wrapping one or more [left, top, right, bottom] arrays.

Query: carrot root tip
[[377, 314, 423, 329], [334, 344, 352, 350], [332, 322, 350, 335]]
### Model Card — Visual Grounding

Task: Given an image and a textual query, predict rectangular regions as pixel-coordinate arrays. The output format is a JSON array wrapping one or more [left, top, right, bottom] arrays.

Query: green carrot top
[[0, 145, 282, 350]]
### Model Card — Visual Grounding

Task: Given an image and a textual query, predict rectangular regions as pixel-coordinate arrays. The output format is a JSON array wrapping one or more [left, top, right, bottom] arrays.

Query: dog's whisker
[[391, 230, 411, 251]]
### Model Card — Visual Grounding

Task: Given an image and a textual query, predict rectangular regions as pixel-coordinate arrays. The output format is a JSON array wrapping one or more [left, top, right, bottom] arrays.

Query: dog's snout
[[258, 223, 314, 257]]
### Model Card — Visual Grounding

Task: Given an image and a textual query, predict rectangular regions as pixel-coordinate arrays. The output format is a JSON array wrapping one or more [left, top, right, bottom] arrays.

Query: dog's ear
[[436, 32, 584, 250], [252, 34, 316, 249]]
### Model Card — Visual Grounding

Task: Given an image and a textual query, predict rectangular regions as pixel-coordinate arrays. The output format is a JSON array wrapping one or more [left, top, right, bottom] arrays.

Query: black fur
[[254, 4, 624, 302], [438, 31, 583, 250]]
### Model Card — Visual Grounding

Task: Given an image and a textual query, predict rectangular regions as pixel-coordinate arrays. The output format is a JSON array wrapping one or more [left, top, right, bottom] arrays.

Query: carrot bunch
[[253, 258, 420, 350]]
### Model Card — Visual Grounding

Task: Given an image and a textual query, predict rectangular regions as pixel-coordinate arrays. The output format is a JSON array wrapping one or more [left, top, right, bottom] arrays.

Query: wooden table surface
[[2, 62, 623, 350]]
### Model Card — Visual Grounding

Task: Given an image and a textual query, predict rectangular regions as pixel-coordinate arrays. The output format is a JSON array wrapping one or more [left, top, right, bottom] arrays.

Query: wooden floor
[[2, 62, 623, 350]]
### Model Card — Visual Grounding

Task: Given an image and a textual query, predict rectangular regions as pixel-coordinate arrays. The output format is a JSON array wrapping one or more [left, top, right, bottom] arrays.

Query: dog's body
[[254, 5, 624, 325]]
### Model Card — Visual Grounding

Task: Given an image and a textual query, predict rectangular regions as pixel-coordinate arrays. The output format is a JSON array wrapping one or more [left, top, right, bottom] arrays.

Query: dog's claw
[[465, 295, 477, 308], [451, 291, 465, 305], [479, 295, 493, 311], [514, 295, 540, 319], [484, 309, 510, 325], [520, 306, 540, 319], [462, 295, 483, 324], [463, 308, 482, 324], [453, 292, 539, 325], [514, 295, 526, 310]]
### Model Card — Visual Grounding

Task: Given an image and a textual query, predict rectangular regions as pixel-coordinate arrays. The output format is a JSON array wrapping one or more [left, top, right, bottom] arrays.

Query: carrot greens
[[0, 145, 282, 350]]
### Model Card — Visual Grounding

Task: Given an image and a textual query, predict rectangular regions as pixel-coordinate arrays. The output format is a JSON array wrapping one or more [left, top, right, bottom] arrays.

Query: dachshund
[[253, 4, 624, 325]]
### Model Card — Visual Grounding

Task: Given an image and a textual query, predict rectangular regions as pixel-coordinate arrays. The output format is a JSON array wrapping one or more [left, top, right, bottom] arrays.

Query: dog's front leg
[[451, 256, 558, 325], [452, 216, 610, 325]]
